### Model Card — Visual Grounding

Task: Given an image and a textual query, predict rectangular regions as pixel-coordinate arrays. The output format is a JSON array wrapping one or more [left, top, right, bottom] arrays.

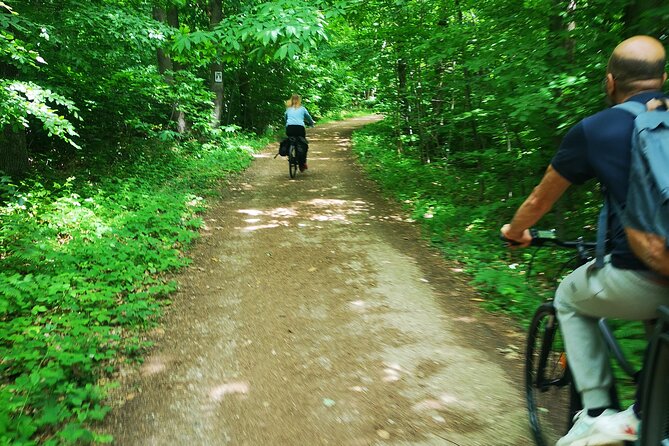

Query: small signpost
[[214, 71, 223, 83]]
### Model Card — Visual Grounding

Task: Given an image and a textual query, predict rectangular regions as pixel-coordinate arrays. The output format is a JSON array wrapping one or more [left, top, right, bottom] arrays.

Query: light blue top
[[285, 106, 314, 127]]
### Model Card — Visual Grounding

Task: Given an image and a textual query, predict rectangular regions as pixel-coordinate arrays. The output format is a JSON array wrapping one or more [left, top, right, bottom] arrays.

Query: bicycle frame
[[598, 318, 639, 379], [639, 305, 669, 445], [521, 229, 648, 445], [524, 231, 640, 382]]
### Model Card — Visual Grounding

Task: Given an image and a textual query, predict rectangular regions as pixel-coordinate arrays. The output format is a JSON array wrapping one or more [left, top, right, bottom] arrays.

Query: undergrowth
[[0, 132, 268, 445]]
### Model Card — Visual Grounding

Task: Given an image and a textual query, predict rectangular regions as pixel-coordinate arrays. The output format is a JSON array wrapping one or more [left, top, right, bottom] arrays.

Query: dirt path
[[104, 116, 532, 445]]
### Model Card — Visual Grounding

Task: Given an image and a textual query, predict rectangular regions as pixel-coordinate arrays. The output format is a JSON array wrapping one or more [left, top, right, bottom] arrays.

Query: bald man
[[502, 36, 669, 446]]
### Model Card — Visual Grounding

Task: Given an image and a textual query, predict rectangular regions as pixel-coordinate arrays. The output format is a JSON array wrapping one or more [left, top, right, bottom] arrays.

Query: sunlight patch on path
[[210, 382, 250, 402], [234, 198, 371, 231]]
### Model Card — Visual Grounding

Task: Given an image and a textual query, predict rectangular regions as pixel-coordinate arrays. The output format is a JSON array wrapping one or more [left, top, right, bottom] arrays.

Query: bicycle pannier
[[278, 138, 290, 157]]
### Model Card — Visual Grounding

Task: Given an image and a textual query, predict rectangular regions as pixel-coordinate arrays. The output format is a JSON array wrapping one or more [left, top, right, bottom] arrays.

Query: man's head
[[606, 36, 667, 103]]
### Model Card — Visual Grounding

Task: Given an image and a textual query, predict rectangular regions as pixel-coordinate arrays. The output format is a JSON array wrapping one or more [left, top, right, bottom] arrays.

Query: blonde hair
[[285, 94, 301, 108]]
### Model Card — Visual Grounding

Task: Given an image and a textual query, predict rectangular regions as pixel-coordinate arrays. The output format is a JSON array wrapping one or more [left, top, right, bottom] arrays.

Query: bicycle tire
[[289, 144, 298, 178], [526, 302, 581, 446], [639, 332, 669, 446]]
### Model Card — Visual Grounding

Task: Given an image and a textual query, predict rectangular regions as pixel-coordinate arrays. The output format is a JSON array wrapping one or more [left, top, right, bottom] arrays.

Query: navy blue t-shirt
[[551, 90, 667, 270]]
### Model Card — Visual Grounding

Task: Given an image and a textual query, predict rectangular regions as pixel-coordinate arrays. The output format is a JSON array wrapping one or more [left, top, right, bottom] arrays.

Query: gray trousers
[[554, 257, 669, 409]]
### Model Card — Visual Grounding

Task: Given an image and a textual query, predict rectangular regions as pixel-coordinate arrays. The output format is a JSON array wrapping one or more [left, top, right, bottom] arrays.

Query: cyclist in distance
[[501, 35, 669, 446], [285, 94, 315, 172]]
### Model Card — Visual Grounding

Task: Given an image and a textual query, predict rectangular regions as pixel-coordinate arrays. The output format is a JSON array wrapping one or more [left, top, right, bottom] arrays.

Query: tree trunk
[[167, 6, 186, 132], [209, 0, 224, 128], [0, 125, 28, 179], [153, 5, 186, 133], [413, 65, 430, 164], [396, 57, 408, 154], [454, 0, 484, 153], [152, 7, 173, 77], [166, 6, 183, 72], [553, 0, 576, 62], [238, 65, 251, 129]]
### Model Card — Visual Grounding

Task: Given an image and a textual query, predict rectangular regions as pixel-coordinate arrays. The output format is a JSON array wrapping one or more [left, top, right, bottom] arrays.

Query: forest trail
[[104, 116, 532, 445]]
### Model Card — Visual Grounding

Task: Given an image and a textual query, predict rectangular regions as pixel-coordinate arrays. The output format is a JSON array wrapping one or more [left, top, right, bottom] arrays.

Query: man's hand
[[500, 165, 571, 249], [500, 224, 532, 248]]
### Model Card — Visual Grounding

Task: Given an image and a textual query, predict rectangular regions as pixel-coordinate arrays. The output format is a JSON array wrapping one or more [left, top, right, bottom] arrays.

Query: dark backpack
[[596, 99, 669, 276]]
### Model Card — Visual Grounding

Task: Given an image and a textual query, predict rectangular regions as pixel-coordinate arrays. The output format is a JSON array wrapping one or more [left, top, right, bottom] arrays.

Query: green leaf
[[274, 44, 288, 59], [31, 305, 48, 314]]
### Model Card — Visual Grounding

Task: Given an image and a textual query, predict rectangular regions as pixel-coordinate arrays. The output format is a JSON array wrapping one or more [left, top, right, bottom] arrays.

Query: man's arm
[[501, 165, 572, 247]]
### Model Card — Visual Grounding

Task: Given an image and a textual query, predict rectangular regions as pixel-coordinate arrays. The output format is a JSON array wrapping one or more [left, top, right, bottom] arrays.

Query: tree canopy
[[2, 0, 667, 178]]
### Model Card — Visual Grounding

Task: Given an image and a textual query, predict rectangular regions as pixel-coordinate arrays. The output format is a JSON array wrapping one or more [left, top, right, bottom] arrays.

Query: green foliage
[[0, 3, 45, 70], [0, 81, 80, 148], [0, 132, 267, 444], [0, 0, 370, 176], [30, 1, 168, 139], [172, 0, 330, 63], [0, 4, 80, 151]]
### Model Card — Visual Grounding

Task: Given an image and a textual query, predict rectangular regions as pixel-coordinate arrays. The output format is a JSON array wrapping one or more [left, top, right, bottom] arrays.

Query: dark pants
[[286, 125, 308, 165], [286, 125, 306, 137]]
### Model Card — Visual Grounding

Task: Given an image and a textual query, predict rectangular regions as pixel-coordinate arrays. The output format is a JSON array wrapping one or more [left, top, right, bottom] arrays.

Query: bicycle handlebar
[[502, 228, 596, 249], [502, 229, 598, 267]]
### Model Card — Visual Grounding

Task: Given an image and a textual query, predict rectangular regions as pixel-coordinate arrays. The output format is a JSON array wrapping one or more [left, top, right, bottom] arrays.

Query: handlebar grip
[[500, 234, 523, 246], [501, 228, 557, 247]]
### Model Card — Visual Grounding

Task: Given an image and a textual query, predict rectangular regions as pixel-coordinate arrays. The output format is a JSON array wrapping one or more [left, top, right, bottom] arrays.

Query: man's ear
[[606, 73, 616, 97], [663, 72, 668, 83]]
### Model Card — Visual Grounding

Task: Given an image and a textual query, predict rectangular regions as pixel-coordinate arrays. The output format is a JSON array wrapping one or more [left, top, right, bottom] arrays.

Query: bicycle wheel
[[526, 302, 581, 446], [289, 144, 298, 178], [639, 332, 669, 446]]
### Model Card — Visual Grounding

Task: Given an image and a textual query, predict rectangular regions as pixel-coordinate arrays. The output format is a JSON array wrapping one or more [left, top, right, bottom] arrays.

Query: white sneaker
[[555, 408, 629, 446], [593, 405, 639, 441]]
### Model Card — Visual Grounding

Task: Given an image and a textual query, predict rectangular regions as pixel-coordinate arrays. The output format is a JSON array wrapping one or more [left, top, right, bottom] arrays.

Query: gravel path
[[104, 116, 532, 445]]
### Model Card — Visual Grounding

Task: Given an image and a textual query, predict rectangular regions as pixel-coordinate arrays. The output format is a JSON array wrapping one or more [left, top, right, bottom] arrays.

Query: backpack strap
[[614, 101, 647, 116], [595, 101, 648, 268], [595, 198, 609, 268]]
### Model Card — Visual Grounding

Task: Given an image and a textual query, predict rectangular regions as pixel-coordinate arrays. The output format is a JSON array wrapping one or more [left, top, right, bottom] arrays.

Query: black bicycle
[[641, 305, 669, 445], [275, 136, 303, 178], [287, 136, 300, 178], [519, 229, 669, 446]]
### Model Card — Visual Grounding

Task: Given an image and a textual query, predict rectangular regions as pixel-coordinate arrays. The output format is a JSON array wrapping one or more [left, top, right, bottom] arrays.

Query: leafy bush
[[0, 133, 267, 445]]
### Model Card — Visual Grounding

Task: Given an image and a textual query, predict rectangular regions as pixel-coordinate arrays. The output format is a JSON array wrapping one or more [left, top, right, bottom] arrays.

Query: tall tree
[[153, 6, 174, 77], [209, 0, 224, 127], [153, 3, 187, 133]]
